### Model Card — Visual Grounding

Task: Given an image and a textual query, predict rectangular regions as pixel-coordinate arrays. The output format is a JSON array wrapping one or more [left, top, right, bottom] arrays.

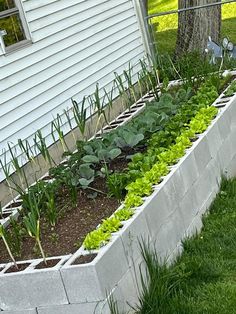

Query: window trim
[[0, 0, 31, 54]]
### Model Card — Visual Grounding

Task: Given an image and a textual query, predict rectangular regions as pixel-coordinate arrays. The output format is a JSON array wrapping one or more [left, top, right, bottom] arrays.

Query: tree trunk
[[175, 0, 221, 57]]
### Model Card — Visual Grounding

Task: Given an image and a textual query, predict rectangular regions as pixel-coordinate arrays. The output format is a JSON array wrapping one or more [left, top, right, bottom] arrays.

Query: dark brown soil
[[35, 259, 61, 269], [0, 178, 120, 263], [72, 254, 97, 265], [5, 263, 30, 273]]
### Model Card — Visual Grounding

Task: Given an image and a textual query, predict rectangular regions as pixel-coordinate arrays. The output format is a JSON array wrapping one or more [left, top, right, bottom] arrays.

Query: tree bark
[[175, 0, 221, 57]]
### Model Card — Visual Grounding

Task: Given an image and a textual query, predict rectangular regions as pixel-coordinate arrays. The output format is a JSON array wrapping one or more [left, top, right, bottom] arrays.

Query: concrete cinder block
[[179, 185, 199, 230], [217, 134, 235, 172], [166, 242, 184, 266], [193, 157, 221, 212], [1, 309, 37, 314], [120, 208, 152, 266], [144, 186, 173, 239], [61, 262, 103, 304], [184, 215, 203, 239], [61, 236, 129, 304], [226, 154, 236, 178], [206, 122, 223, 158], [111, 269, 138, 313], [177, 151, 199, 197], [37, 301, 110, 314], [94, 237, 129, 297], [192, 136, 212, 175], [217, 109, 232, 141], [227, 97, 236, 130], [0, 270, 68, 311], [152, 206, 186, 260]]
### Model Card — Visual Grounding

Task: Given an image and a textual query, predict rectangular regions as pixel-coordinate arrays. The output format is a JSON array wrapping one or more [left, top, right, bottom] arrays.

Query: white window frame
[[0, 0, 31, 54]]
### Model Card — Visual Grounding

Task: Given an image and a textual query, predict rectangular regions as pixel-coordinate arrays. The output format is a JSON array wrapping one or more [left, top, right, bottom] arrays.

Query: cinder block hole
[[221, 94, 231, 99], [216, 99, 228, 104], [5, 201, 22, 209], [34, 258, 62, 270], [134, 102, 145, 106], [214, 104, 226, 108], [110, 122, 119, 127], [72, 253, 97, 265], [5, 263, 31, 274], [0, 212, 12, 219], [103, 125, 117, 130]]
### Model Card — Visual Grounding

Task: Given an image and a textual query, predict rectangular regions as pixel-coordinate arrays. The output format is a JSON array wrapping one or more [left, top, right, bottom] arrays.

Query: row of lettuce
[[83, 81, 219, 250]]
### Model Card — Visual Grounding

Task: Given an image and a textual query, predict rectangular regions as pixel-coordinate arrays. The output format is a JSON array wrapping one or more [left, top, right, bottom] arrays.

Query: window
[[0, 0, 30, 54]]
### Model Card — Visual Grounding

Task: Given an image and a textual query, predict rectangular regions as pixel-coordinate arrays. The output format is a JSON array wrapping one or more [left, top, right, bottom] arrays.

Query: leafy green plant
[[78, 163, 95, 188], [113, 128, 144, 150], [83, 228, 111, 251], [44, 187, 58, 227], [124, 193, 144, 209], [100, 217, 122, 233], [143, 162, 169, 185], [126, 178, 152, 197], [82, 139, 121, 164], [114, 208, 134, 221]]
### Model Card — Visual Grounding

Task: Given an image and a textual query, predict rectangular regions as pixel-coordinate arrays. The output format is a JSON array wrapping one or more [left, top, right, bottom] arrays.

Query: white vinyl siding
[[0, 0, 146, 181]]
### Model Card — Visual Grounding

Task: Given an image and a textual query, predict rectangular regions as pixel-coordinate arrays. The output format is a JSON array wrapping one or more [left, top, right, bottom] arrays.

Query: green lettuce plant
[[83, 228, 111, 251], [124, 193, 144, 209], [114, 208, 134, 221], [100, 217, 122, 233], [126, 178, 152, 197]]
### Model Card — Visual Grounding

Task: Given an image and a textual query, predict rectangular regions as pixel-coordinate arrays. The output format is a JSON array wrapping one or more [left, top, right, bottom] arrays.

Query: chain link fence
[[147, 0, 236, 58]]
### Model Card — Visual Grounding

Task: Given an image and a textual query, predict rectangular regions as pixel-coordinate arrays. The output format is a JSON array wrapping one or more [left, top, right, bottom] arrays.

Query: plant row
[[82, 84, 219, 250]]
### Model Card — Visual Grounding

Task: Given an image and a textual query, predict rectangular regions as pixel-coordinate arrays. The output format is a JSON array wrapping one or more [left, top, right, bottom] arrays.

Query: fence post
[[132, 0, 155, 61]]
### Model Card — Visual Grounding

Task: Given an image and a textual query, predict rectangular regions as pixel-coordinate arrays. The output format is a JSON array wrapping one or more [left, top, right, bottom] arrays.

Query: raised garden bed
[[0, 73, 236, 313]]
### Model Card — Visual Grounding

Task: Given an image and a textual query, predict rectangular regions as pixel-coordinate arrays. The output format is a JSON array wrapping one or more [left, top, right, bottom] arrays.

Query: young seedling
[[72, 97, 87, 141], [23, 211, 47, 265], [34, 130, 54, 167], [44, 186, 58, 227], [89, 84, 108, 135], [0, 224, 18, 269], [51, 114, 69, 153]]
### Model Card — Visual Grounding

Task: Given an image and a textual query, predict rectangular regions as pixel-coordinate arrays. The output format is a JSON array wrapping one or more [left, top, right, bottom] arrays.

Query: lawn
[[148, 0, 236, 54], [134, 178, 236, 313]]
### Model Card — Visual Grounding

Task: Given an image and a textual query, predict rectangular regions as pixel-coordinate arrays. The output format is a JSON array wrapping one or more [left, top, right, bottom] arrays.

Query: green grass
[[148, 1, 236, 54], [133, 177, 236, 313]]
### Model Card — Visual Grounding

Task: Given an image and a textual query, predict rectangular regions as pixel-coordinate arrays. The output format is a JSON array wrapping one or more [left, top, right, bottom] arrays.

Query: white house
[[0, 0, 149, 184]]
